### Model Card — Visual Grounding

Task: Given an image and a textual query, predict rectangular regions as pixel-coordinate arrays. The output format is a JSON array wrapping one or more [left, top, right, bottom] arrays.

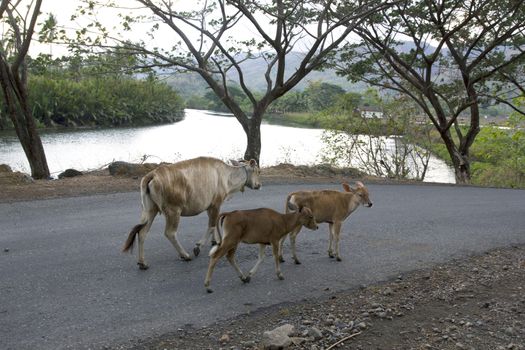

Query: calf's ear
[[230, 159, 240, 166], [355, 181, 364, 188], [342, 182, 354, 192], [249, 159, 258, 167]]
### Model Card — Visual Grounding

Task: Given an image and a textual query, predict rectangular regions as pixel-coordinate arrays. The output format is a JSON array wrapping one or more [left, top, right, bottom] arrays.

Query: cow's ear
[[230, 159, 240, 166], [249, 159, 258, 167], [342, 182, 353, 192]]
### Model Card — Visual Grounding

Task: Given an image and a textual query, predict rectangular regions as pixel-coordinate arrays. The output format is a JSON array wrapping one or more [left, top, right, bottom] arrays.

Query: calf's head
[[342, 181, 373, 207], [298, 206, 319, 230]]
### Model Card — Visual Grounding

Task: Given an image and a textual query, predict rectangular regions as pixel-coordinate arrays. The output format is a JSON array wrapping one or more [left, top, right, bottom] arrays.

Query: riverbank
[[0, 162, 378, 203]]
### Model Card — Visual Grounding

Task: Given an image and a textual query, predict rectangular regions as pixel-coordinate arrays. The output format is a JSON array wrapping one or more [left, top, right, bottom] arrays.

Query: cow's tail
[[122, 173, 157, 253], [209, 213, 227, 257]]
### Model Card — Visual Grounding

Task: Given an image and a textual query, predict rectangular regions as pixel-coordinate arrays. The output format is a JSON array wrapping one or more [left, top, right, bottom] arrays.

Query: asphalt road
[[1, 182, 524, 350]]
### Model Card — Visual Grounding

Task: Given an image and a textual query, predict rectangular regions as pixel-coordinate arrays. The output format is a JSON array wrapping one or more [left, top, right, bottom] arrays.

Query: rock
[[307, 327, 323, 340], [108, 161, 159, 177], [290, 337, 307, 346], [261, 324, 295, 349], [0, 164, 12, 172], [58, 168, 83, 179], [219, 333, 230, 343], [357, 322, 367, 330], [0, 169, 33, 185], [383, 287, 394, 296]]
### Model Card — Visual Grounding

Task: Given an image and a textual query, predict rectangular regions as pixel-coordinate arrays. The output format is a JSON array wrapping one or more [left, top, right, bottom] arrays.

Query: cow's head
[[231, 159, 262, 190], [342, 181, 372, 207]]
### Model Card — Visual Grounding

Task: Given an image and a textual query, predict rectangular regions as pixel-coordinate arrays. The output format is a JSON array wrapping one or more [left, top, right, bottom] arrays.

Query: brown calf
[[279, 181, 372, 264], [204, 206, 318, 293], [122, 157, 261, 270]]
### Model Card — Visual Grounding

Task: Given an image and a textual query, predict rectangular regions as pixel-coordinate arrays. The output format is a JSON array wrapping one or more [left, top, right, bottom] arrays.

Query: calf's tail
[[285, 193, 300, 213], [209, 213, 227, 256]]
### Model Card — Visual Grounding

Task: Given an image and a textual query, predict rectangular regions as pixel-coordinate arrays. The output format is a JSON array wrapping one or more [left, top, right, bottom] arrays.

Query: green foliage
[[469, 113, 525, 188], [319, 93, 432, 180], [27, 75, 184, 127], [1, 54, 185, 129]]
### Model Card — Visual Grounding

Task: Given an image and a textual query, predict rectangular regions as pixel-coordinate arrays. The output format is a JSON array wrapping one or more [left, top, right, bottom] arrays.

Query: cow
[[279, 181, 372, 264], [122, 156, 261, 269], [204, 205, 318, 293]]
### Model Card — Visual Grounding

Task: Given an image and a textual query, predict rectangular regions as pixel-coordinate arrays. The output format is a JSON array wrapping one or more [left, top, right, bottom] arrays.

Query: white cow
[[123, 156, 261, 269]]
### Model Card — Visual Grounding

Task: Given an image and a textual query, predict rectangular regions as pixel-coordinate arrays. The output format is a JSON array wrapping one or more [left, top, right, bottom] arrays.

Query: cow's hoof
[[181, 255, 192, 262], [206, 288, 214, 294], [193, 246, 201, 257], [293, 259, 302, 265], [277, 274, 284, 280], [137, 262, 149, 270], [328, 253, 335, 259], [241, 276, 251, 284], [336, 257, 342, 262], [279, 256, 285, 263]]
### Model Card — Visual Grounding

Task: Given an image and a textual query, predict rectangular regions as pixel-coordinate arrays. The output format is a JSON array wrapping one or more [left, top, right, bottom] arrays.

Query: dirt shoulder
[[0, 163, 382, 203]]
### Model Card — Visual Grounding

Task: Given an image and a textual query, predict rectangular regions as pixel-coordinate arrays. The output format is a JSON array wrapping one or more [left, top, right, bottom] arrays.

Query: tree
[[337, 0, 525, 183], [320, 92, 431, 180], [0, 0, 50, 179], [71, 0, 391, 164], [304, 81, 346, 111]]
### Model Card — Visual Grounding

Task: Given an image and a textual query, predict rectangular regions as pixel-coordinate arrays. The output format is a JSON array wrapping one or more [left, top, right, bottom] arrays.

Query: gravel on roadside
[[121, 245, 524, 350]]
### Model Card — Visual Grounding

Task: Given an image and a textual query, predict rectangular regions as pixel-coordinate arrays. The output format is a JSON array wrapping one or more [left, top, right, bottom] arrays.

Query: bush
[[27, 75, 185, 128]]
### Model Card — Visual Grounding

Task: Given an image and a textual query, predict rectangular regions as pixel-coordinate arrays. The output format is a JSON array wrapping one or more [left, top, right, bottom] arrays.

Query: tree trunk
[[439, 130, 471, 184], [0, 64, 50, 179], [243, 116, 262, 164]]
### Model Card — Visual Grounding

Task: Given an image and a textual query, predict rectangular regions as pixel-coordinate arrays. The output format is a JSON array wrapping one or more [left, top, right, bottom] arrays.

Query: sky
[[33, 0, 264, 57]]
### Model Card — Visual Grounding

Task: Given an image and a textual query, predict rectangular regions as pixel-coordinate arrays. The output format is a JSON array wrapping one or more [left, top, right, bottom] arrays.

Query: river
[[0, 109, 455, 183]]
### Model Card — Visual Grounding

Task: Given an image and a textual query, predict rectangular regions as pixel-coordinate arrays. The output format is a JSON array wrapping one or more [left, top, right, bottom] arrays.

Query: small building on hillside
[[358, 106, 384, 119]]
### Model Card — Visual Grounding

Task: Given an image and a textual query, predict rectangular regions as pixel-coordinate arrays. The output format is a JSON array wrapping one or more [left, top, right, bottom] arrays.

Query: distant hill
[[165, 52, 366, 98]]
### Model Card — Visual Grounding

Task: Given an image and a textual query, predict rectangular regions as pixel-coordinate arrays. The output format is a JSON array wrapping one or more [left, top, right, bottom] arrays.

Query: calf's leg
[[333, 221, 343, 261], [278, 226, 302, 263], [248, 244, 266, 279], [272, 242, 284, 280], [328, 223, 335, 258], [226, 247, 249, 283], [194, 205, 220, 257], [204, 245, 228, 293]]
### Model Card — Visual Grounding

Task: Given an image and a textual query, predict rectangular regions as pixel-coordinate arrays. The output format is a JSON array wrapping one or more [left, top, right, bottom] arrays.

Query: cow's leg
[[164, 207, 191, 261], [226, 247, 249, 283], [289, 226, 303, 265], [333, 221, 343, 261], [204, 245, 229, 293], [248, 244, 266, 278], [137, 209, 158, 270], [194, 204, 220, 257], [328, 223, 335, 258], [272, 242, 284, 280]]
